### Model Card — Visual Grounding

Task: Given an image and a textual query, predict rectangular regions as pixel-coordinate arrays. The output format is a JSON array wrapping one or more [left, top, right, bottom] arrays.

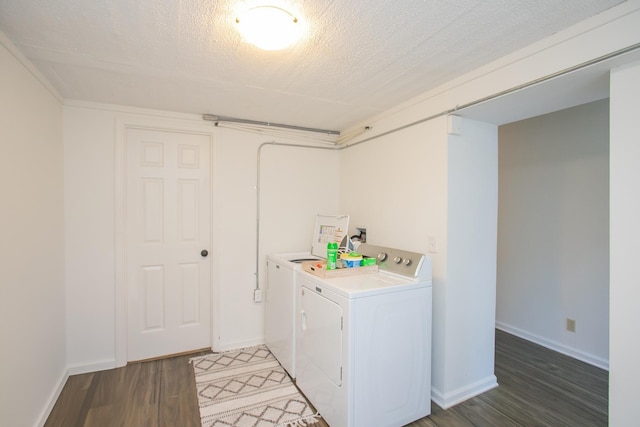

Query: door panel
[[141, 265, 164, 330], [126, 128, 211, 361], [178, 179, 199, 241], [141, 178, 164, 243], [300, 285, 343, 386]]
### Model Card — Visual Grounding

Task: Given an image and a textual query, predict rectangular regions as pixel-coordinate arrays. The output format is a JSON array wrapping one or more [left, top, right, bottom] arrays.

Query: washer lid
[[305, 271, 431, 299], [310, 214, 350, 258], [268, 252, 319, 270]]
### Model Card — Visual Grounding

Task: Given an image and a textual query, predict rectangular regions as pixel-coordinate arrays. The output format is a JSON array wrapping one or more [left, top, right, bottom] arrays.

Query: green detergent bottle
[[326, 242, 338, 270]]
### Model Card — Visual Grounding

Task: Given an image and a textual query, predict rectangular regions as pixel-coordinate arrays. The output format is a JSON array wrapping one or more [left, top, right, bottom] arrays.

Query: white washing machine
[[266, 252, 321, 377], [295, 243, 432, 427], [265, 214, 349, 378]]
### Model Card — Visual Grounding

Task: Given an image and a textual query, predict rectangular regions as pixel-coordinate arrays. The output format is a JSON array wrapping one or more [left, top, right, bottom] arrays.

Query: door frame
[[115, 115, 218, 367]]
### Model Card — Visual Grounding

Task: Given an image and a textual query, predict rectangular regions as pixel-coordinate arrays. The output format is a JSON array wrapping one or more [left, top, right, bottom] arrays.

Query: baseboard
[[431, 375, 498, 409], [495, 322, 609, 371], [36, 369, 69, 427], [67, 359, 117, 376]]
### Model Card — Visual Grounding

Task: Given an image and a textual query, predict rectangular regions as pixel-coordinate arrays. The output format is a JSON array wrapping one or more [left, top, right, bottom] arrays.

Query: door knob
[[201, 249, 209, 257]]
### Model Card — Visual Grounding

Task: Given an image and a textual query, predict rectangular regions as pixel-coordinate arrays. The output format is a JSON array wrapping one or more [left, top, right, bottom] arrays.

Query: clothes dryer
[[295, 244, 433, 427]]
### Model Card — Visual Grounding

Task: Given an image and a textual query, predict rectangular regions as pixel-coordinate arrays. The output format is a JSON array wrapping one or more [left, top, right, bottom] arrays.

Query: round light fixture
[[236, 6, 302, 50]]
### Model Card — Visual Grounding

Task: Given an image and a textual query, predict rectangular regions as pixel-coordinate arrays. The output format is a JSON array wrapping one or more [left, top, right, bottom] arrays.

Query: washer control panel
[[358, 243, 425, 278]]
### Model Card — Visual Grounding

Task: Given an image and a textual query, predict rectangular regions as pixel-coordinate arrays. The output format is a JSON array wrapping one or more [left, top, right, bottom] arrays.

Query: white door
[[126, 128, 211, 361]]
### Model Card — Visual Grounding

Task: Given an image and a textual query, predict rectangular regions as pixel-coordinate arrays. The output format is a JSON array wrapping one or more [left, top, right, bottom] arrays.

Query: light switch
[[428, 236, 438, 253]]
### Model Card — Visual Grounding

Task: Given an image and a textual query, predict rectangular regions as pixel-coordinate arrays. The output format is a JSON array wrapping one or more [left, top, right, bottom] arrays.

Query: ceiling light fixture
[[236, 6, 302, 50]]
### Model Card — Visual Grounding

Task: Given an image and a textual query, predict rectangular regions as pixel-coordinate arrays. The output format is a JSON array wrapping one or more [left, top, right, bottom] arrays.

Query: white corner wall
[[609, 60, 640, 427], [339, 116, 498, 408], [64, 106, 117, 371], [0, 35, 66, 426], [496, 100, 610, 369], [338, 116, 449, 400], [339, 118, 448, 254], [63, 103, 340, 369], [444, 118, 498, 405]]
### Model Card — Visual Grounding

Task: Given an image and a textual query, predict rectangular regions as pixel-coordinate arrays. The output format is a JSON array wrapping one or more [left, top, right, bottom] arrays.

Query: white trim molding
[[431, 375, 499, 410], [36, 370, 69, 427], [0, 29, 63, 103], [496, 322, 609, 371]]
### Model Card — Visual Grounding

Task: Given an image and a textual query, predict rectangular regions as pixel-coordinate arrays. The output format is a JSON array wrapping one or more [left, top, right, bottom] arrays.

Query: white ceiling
[[0, 0, 626, 131]]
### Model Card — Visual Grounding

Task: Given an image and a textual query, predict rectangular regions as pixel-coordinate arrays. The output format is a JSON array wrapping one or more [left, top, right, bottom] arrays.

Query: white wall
[[0, 35, 66, 426], [497, 100, 610, 368], [444, 119, 498, 403], [64, 106, 117, 371], [63, 104, 340, 368], [339, 116, 498, 408], [258, 142, 340, 256], [609, 60, 640, 427], [339, 117, 449, 399], [214, 130, 340, 351], [339, 119, 447, 254]]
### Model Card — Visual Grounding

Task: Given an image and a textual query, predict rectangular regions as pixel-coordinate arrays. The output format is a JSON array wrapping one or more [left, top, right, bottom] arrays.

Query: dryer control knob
[[377, 252, 387, 262], [393, 256, 402, 264], [403, 258, 412, 266]]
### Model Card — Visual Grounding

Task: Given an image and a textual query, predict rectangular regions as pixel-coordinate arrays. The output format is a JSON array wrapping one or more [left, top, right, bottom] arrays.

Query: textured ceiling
[[0, 0, 625, 130]]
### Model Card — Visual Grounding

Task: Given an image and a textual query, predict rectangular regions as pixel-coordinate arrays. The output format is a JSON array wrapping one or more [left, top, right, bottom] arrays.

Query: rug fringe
[[188, 344, 268, 364], [276, 412, 321, 427]]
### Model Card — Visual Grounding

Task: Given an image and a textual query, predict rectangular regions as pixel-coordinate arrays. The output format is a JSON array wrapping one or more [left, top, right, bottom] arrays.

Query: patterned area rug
[[190, 345, 319, 427]]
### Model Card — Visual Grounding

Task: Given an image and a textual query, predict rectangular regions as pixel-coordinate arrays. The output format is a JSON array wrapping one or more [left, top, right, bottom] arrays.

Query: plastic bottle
[[326, 242, 338, 270]]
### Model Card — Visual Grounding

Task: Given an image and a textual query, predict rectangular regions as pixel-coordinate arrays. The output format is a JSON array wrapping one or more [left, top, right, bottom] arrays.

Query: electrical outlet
[[253, 289, 262, 303], [566, 318, 576, 332], [355, 227, 367, 243]]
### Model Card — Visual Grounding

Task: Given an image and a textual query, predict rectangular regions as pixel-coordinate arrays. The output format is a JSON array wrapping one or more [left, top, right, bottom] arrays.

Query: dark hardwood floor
[[45, 330, 608, 426], [407, 329, 606, 427]]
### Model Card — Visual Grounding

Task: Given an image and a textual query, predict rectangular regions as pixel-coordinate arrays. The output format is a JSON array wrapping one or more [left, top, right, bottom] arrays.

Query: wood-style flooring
[[45, 330, 608, 427]]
